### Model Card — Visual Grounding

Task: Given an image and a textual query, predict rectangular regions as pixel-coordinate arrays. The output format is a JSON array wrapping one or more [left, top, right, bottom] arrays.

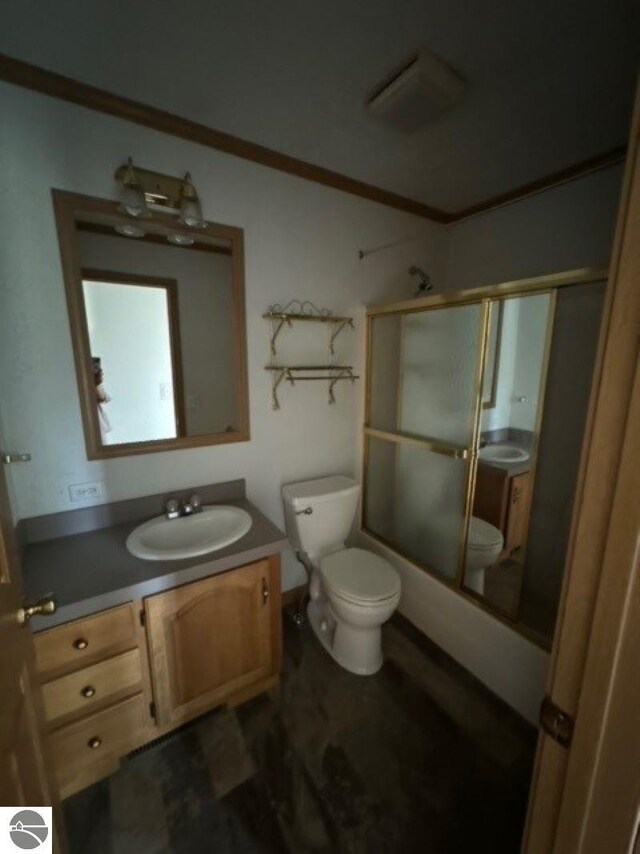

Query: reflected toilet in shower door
[[464, 516, 504, 595]]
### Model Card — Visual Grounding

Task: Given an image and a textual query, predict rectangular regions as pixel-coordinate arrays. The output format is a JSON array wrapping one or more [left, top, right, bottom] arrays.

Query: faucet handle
[[165, 498, 180, 519], [189, 494, 202, 513]]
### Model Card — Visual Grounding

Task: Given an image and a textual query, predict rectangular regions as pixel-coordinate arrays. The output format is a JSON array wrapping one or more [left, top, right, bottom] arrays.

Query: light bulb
[[117, 158, 150, 218], [178, 172, 206, 228], [119, 185, 149, 218]]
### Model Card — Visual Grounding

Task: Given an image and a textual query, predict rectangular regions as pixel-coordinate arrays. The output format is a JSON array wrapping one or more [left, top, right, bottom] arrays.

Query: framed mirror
[[481, 300, 503, 410], [53, 190, 249, 459]]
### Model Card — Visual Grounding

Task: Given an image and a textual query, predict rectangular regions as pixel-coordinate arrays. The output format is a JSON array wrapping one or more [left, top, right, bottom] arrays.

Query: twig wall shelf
[[263, 301, 358, 409]]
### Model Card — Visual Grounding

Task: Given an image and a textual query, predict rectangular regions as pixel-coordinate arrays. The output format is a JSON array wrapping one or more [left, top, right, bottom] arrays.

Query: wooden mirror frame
[[53, 189, 250, 459]]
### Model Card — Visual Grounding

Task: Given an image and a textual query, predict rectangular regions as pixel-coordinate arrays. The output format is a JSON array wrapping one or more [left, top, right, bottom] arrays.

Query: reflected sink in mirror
[[126, 506, 253, 561], [478, 444, 530, 464]]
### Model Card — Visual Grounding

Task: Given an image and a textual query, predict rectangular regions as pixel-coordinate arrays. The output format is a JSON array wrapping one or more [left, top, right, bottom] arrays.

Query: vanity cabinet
[[145, 558, 280, 728], [503, 472, 531, 553], [473, 468, 532, 555], [33, 555, 281, 798], [34, 603, 151, 798]]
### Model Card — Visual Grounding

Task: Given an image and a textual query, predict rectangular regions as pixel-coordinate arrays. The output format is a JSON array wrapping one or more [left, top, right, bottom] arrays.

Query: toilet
[[283, 475, 401, 676], [464, 516, 504, 595]]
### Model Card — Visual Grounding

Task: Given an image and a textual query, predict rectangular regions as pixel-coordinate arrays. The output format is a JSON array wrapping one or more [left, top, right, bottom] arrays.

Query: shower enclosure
[[362, 269, 607, 647]]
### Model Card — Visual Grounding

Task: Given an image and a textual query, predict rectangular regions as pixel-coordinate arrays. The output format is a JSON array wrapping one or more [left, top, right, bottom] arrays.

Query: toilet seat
[[320, 548, 400, 606], [467, 516, 503, 553]]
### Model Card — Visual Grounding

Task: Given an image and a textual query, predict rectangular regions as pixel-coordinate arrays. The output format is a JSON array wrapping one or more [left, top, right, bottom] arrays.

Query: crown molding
[[0, 53, 627, 225], [453, 146, 627, 222]]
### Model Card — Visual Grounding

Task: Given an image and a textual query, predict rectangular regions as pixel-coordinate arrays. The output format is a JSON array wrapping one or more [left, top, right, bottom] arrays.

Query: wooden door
[[145, 558, 280, 728], [0, 453, 63, 848], [523, 85, 640, 851]]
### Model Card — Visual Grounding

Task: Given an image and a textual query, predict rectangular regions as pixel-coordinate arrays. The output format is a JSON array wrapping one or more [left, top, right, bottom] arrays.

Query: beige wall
[[0, 82, 445, 593]]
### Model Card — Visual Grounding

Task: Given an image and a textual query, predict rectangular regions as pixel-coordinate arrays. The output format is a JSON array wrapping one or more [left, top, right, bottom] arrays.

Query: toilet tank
[[282, 475, 360, 561]]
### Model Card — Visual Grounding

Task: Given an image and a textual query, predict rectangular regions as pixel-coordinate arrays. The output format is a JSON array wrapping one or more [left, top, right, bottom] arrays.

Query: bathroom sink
[[126, 506, 252, 561], [478, 444, 529, 464]]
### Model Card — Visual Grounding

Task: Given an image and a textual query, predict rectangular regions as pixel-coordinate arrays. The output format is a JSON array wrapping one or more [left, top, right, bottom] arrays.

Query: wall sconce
[[114, 160, 209, 241]]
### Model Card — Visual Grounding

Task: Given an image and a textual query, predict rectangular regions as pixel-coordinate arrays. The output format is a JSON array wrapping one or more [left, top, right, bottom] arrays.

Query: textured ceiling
[[2, 0, 639, 211]]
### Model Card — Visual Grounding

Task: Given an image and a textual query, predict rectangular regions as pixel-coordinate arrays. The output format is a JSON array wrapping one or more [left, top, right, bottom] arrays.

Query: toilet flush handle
[[295, 507, 313, 516]]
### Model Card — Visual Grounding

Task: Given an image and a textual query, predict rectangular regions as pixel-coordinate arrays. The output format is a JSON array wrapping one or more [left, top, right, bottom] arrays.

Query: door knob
[[17, 594, 57, 626]]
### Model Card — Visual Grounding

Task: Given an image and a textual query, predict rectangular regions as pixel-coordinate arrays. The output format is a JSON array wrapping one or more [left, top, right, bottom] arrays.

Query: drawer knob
[[81, 685, 96, 699], [88, 736, 102, 750], [73, 638, 88, 650]]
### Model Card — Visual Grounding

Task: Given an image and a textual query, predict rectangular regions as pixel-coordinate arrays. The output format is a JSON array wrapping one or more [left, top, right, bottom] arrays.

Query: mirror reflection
[[78, 222, 237, 445], [469, 284, 606, 641], [465, 293, 552, 613], [55, 191, 249, 458]]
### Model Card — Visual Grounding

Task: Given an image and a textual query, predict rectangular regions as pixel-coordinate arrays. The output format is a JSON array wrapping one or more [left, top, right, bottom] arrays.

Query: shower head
[[409, 265, 433, 297]]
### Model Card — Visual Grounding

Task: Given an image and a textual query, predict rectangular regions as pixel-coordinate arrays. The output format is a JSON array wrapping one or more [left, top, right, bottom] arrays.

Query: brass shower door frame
[[361, 266, 607, 649]]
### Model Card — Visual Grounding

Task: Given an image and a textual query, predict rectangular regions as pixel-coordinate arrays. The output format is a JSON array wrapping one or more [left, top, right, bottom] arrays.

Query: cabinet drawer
[[50, 693, 148, 798], [35, 604, 138, 679], [42, 649, 143, 726]]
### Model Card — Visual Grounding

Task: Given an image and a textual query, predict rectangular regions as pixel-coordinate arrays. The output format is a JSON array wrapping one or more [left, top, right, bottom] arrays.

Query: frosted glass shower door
[[369, 303, 483, 449], [364, 302, 485, 582]]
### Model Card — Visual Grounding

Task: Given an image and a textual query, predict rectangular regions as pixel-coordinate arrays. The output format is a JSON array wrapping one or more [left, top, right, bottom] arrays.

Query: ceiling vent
[[367, 49, 466, 132]]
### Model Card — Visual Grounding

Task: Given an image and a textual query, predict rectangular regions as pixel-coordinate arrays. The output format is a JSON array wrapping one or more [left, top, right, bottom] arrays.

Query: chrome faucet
[[165, 494, 202, 519]]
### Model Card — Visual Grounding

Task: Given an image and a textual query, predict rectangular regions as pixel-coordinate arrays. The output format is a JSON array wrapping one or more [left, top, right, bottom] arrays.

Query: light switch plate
[[68, 480, 105, 503]]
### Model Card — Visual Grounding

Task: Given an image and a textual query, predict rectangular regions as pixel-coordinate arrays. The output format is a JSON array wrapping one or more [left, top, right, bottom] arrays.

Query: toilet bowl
[[464, 516, 504, 595], [282, 475, 401, 675]]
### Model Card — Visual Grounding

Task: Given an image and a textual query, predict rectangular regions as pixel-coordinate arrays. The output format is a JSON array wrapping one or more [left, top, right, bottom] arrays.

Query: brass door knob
[[73, 638, 88, 650], [81, 686, 96, 699], [17, 594, 56, 626], [87, 737, 102, 750]]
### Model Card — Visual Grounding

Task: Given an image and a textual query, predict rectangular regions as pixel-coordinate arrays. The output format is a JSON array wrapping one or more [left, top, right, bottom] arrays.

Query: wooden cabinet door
[[472, 466, 509, 530], [145, 559, 278, 728], [504, 472, 531, 553]]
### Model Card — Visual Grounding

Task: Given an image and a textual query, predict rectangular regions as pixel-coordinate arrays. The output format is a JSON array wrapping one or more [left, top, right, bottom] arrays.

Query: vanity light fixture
[[114, 160, 209, 242]]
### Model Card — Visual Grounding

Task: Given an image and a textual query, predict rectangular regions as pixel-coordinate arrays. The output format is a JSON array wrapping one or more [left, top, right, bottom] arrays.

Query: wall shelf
[[263, 301, 354, 356], [264, 301, 358, 409], [264, 365, 359, 410]]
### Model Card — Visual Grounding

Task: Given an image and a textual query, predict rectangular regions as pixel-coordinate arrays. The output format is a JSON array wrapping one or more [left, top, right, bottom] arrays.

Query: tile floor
[[64, 614, 536, 853]]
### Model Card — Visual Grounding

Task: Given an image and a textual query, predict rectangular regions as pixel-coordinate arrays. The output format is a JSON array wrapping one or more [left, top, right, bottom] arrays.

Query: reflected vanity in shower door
[[464, 293, 555, 619], [363, 273, 607, 648]]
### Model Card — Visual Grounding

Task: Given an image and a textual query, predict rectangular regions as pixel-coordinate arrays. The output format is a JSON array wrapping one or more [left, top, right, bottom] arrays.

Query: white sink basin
[[126, 505, 252, 561], [479, 444, 530, 464]]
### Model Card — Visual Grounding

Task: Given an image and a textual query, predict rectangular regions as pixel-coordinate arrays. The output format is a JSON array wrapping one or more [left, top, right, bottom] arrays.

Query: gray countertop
[[477, 458, 531, 478], [23, 497, 288, 631]]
